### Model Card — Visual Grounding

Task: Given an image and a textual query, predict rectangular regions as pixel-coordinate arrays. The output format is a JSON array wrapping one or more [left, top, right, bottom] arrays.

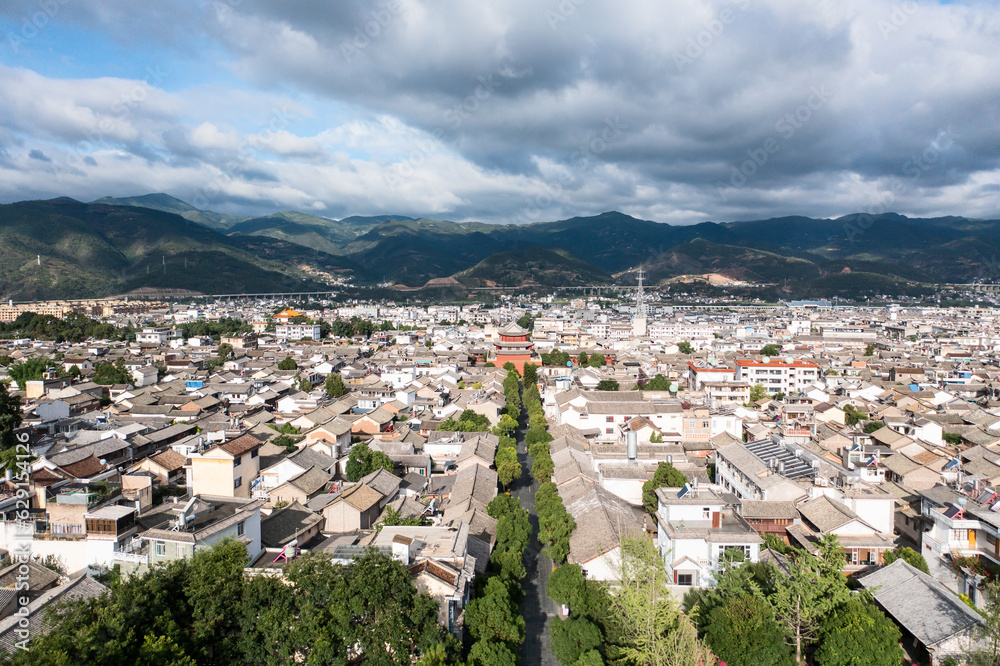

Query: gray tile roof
[[859, 560, 983, 647]]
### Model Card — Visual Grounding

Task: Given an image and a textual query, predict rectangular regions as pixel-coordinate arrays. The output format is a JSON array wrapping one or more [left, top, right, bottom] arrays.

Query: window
[[155, 541, 165, 556], [677, 573, 693, 586], [237, 521, 245, 537], [951, 529, 969, 543], [251, 449, 258, 459], [234, 476, 242, 489], [606, 428, 614, 434], [606, 416, 614, 423], [702, 507, 711, 519], [986, 533, 997, 546]]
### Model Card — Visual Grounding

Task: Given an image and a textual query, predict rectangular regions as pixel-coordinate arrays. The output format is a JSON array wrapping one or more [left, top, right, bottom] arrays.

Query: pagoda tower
[[494, 320, 535, 375]]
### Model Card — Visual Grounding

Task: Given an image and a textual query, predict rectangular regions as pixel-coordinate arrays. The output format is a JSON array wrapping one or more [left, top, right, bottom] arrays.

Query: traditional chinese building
[[494, 321, 536, 375]]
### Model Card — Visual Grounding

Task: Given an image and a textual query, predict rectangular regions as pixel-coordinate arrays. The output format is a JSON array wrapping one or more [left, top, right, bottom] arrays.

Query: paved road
[[511, 403, 559, 666]]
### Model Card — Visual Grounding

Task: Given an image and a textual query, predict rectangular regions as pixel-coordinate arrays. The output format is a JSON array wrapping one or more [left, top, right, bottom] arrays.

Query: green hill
[[0, 199, 344, 299], [10, 193, 1000, 296], [454, 246, 612, 288]]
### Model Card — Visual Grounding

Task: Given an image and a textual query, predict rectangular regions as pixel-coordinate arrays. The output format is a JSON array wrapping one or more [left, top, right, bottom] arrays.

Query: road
[[510, 402, 559, 666]]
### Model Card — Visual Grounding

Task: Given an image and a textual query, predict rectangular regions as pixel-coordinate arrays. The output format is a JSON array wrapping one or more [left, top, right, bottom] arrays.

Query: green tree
[[92, 358, 132, 385], [498, 414, 518, 435], [551, 616, 603, 665], [760, 344, 781, 357], [324, 373, 347, 398], [548, 564, 601, 618], [465, 576, 526, 646], [596, 380, 619, 391], [964, 579, 1000, 666], [882, 546, 929, 573], [768, 534, 852, 664], [468, 640, 519, 666], [815, 598, 902, 666], [610, 533, 714, 666], [495, 446, 522, 488], [704, 593, 795, 666], [642, 374, 672, 391], [217, 342, 235, 362], [516, 314, 533, 330], [522, 362, 538, 385], [864, 343, 875, 356], [863, 421, 885, 433], [588, 353, 606, 368], [502, 361, 519, 376], [277, 356, 297, 371], [842, 404, 867, 426], [641, 462, 688, 513], [677, 341, 694, 354], [749, 383, 769, 403], [943, 432, 963, 446], [578, 352, 589, 366], [0, 382, 24, 449], [345, 442, 394, 481], [298, 377, 312, 392]]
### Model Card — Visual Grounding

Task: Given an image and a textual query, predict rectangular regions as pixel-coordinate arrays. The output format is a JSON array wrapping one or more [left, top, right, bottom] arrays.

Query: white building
[[275, 324, 321, 341], [735, 359, 819, 395], [656, 486, 763, 588]]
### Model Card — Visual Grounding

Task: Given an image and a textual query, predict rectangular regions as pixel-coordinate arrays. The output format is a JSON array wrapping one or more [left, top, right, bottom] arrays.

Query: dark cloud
[[28, 149, 51, 162], [0, 0, 998, 223]]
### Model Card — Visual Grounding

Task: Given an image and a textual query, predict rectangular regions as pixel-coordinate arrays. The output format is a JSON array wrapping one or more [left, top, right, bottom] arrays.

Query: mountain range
[[1, 193, 998, 300]]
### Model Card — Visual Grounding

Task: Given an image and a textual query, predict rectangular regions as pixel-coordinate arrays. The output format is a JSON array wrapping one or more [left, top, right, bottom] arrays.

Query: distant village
[[4, 291, 1000, 662]]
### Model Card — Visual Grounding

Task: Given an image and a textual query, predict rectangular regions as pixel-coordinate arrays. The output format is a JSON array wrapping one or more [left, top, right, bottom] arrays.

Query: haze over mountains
[[1, 192, 999, 300]]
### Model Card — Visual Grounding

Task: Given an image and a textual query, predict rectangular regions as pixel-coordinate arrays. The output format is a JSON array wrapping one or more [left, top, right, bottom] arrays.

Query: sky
[[0, 0, 997, 225]]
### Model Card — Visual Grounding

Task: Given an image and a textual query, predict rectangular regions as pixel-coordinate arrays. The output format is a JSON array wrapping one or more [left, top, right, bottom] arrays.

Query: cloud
[[0, 0, 997, 224], [28, 149, 51, 162]]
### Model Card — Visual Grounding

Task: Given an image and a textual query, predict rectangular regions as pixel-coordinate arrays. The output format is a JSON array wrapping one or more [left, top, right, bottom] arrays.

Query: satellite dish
[[669, 382, 678, 392], [566, 361, 573, 367]]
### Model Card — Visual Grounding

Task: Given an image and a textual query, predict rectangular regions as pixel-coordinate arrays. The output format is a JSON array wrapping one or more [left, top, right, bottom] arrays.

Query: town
[[2, 286, 1000, 664]]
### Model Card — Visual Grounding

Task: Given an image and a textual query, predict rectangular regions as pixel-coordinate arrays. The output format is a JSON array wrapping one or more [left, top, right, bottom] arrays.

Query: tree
[[610, 534, 714, 666], [465, 576, 525, 646], [217, 343, 234, 362], [345, 442, 394, 481], [298, 377, 312, 392], [278, 356, 297, 371], [578, 352, 589, 366], [588, 353, 605, 368], [522, 362, 538, 385], [944, 432, 963, 446], [964, 579, 1000, 666], [882, 546, 929, 573], [468, 640, 519, 666], [502, 361, 519, 376], [495, 446, 522, 488], [704, 593, 795, 666], [642, 462, 688, 513], [768, 534, 852, 664], [551, 616, 603, 665], [749, 383, 769, 403], [864, 343, 875, 356], [677, 341, 694, 355], [497, 414, 518, 435], [642, 374, 672, 391], [0, 382, 23, 449], [760, 344, 781, 357], [92, 358, 133, 386], [596, 379, 619, 391], [814, 598, 902, 666], [863, 421, 885, 433], [548, 564, 601, 618], [843, 404, 867, 426], [324, 373, 347, 398], [516, 314, 533, 330]]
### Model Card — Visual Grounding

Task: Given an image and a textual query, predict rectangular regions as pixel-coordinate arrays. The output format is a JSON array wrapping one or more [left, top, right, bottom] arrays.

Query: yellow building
[[188, 434, 262, 498]]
